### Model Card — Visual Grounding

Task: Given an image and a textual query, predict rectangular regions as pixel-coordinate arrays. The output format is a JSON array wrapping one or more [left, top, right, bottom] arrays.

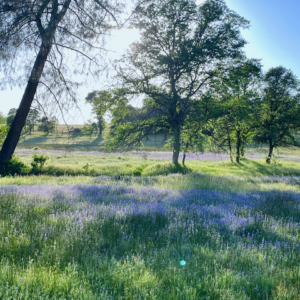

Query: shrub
[[143, 162, 192, 176], [31, 154, 50, 174], [0, 155, 31, 176], [81, 162, 95, 175]]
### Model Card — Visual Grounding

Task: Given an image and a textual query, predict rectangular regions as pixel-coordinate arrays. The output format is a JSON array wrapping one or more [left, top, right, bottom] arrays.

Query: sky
[[1, 0, 299, 124]]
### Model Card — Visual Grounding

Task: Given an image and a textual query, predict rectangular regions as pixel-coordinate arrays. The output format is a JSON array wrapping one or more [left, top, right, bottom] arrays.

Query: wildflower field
[[1, 173, 300, 299]]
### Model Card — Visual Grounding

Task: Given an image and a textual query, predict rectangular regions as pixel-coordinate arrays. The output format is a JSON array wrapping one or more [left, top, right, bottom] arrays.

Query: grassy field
[[1, 173, 300, 299], [17, 127, 167, 152], [2, 144, 300, 298], [13, 149, 300, 177]]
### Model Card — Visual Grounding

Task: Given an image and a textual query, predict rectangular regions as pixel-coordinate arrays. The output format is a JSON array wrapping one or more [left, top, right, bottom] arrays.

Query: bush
[[0, 155, 31, 176], [81, 162, 95, 175], [142, 162, 192, 176], [31, 154, 50, 174]]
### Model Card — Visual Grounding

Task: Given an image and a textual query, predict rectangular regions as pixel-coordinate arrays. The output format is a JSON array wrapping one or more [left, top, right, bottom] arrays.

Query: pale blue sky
[[1, 0, 299, 124], [227, 0, 300, 76]]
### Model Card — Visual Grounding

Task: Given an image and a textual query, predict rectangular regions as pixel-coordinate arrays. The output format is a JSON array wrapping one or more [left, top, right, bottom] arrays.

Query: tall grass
[[0, 184, 300, 299], [12, 151, 300, 177]]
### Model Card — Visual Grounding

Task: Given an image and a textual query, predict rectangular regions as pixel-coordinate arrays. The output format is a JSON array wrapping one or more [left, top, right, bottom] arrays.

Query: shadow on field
[[2, 184, 300, 298], [19, 135, 49, 145]]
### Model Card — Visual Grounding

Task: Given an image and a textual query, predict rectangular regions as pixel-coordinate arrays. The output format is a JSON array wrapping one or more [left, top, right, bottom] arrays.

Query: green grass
[[13, 150, 300, 178], [17, 128, 168, 151], [1, 171, 300, 194], [0, 179, 300, 298], [1, 149, 300, 299]]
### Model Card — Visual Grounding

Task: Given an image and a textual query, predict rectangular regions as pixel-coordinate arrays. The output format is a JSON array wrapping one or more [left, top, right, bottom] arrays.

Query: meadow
[[17, 127, 167, 152], [2, 144, 300, 299]]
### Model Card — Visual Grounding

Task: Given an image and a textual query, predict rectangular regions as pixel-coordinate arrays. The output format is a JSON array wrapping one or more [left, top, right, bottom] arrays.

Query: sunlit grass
[[0, 184, 300, 299], [1, 151, 300, 299], [12, 150, 300, 178]]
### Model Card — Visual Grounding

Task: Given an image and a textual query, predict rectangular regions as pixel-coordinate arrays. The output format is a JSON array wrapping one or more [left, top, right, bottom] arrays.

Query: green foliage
[[31, 154, 50, 174], [112, 0, 249, 163], [26, 108, 40, 134], [0, 124, 8, 145], [212, 59, 262, 162], [85, 91, 114, 136], [0, 111, 6, 124], [81, 162, 95, 175], [38, 116, 58, 135], [6, 108, 17, 127], [143, 162, 192, 176], [0, 155, 30, 176], [253, 67, 300, 163], [81, 120, 98, 138]]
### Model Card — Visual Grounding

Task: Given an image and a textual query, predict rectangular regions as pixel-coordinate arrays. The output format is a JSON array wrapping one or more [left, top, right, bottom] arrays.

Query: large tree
[[110, 0, 249, 164], [253, 67, 300, 163], [212, 58, 262, 162], [0, 0, 124, 163]]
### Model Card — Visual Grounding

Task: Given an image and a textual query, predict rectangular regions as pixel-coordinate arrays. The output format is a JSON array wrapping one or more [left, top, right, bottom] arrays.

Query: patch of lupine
[[0, 184, 300, 299]]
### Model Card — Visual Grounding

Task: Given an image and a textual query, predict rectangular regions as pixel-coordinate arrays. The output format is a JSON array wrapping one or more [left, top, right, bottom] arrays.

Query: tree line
[[84, 63, 300, 164], [0, 109, 58, 136], [0, 0, 299, 166], [85, 0, 300, 164]]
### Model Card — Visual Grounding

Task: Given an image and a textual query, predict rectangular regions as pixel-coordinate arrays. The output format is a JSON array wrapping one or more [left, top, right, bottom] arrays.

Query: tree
[[110, 0, 249, 164], [212, 115, 235, 162], [26, 109, 40, 134], [0, 0, 124, 163], [212, 59, 262, 162], [38, 116, 58, 135], [82, 120, 99, 139], [253, 67, 300, 163], [6, 108, 17, 127], [6, 108, 40, 134], [0, 112, 6, 124], [85, 91, 114, 136]]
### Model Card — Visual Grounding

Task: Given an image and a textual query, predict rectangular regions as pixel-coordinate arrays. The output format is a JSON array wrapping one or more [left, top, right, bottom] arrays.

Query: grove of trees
[[1, 0, 300, 166]]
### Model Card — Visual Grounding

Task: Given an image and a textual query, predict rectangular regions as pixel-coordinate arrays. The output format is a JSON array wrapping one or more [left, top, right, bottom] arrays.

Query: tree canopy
[[110, 0, 249, 163], [253, 66, 300, 163], [212, 58, 262, 162]]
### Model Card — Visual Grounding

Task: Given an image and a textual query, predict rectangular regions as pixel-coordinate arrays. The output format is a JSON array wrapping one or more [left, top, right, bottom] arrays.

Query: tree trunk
[[172, 124, 181, 164], [0, 42, 53, 163], [241, 143, 245, 157], [236, 129, 241, 163], [98, 118, 102, 137], [227, 130, 233, 163], [182, 152, 186, 166], [266, 142, 273, 164]]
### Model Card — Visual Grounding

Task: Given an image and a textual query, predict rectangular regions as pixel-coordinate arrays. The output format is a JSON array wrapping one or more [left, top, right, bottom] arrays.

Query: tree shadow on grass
[[2, 184, 300, 298]]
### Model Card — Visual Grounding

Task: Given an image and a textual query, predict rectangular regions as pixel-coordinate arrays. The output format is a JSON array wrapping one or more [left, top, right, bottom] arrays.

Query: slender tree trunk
[[98, 117, 103, 137], [241, 143, 245, 157], [182, 152, 186, 166], [0, 42, 53, 163], [236, 129, 241, 163], [266, 141, 273, 164], [172, 124, 181, 164], [227, 129, 233, 163]]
